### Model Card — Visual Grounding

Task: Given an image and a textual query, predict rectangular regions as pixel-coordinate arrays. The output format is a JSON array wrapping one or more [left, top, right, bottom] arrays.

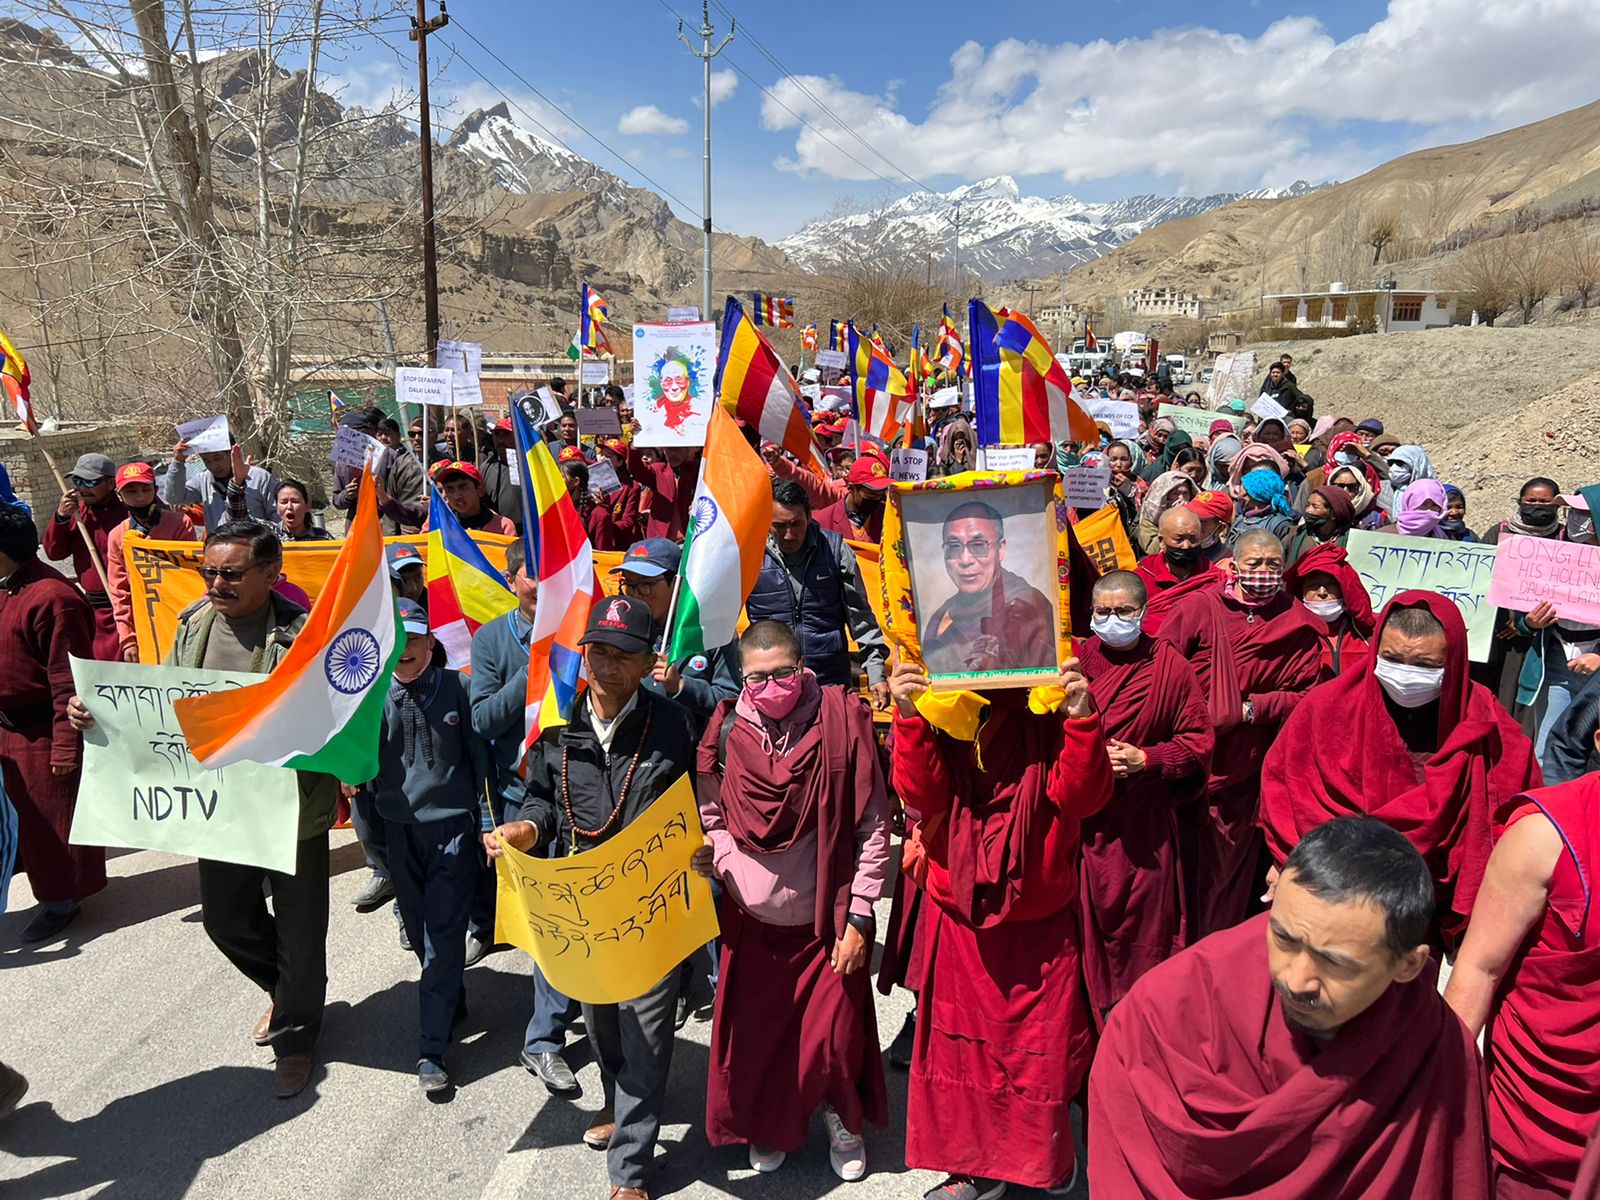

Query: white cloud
[[618, 104, 689, 136], [710, 68, 738, 106], [759, 0, 1600, 193]]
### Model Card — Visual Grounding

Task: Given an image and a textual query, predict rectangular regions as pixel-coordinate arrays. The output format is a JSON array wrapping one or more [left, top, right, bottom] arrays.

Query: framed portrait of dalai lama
[[883, 473, 1071, 690]]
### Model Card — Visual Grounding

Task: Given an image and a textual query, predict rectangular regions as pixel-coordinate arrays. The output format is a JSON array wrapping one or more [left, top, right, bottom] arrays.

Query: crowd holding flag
[[846, 320, 911, 443], [1, 329, 35, 433], [174, 466, 402, 786], [969, 301, 1098, 447], [423, 486, 517, 668], [750, 293, 795, 329], [510, 404, 597, 756], [717, 297, 828, 476]]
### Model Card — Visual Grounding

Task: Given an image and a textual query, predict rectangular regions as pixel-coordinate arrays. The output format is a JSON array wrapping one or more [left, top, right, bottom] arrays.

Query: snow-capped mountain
[[777, 176, 1329, 282], [445, 102, 632, 202]]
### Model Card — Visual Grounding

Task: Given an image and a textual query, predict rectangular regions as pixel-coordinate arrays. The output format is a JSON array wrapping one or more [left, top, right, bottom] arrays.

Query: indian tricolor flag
[[665, 404, 768, 662], [175, 464, 402, 785]]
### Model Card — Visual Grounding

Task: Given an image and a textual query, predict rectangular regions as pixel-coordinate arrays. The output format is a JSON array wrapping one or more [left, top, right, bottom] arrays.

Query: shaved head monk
[[1261, 590, 1540, 944], [1135, 504, 1225, 636], [887, 652, 1112, 1198], [1091, 816, 1492, 1199], [1077, 571, 1213, 1013], [1158, 528, 1323, 937], [1446, 759, 1599, 1198]]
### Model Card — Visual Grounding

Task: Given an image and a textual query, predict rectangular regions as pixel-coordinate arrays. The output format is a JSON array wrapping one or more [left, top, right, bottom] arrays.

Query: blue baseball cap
[[396, 597, 429, 635], [610, 537, 680, 579], [387, 542, 423, 577]]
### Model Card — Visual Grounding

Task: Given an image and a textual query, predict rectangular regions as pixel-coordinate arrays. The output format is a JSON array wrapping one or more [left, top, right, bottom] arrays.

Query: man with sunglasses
[[69, 520, 338, 1098], [41, 453, 126, 660]]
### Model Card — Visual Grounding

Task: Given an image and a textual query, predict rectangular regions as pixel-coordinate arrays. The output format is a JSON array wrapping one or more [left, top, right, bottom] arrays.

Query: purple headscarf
[[1397, 479, 1449, 538]]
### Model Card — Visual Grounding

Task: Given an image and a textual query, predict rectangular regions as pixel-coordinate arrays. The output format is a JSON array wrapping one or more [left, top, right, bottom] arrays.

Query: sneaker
[[417, 1057, 450, 1094], [748, 1144, 786, 1173], [923, 1177, 1007, 1200], [887, 1009, 916, 1068], [19, 904, 79, 945], [822, 1105, 867, 1181], [352, 874, 395, 911]]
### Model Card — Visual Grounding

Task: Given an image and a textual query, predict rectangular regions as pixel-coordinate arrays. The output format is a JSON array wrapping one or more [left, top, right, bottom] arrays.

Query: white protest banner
[[1205, 351, 1257, 409], [175, 415, 231, 455], [814, 348, 847, 370], [580, 360, 611, 386], [621, 384, 635, 405], [1087, 400, 1139, 439], [1251, 393, 1289, 421], [1158, 403, 1246, 444], [928, 386, 961, 410], [1064, 466, 1112, 508], [1487, 535, 1600, 626], [800, 383, 822, 404], [504, 447, 522, 482], [67, 657, 301, 873], [889, 448, 928, 483], [436, 339, 483, 405], [632, 322, 718, 447], [982, 446, 1037, 472], [1344, 529, 1499, 662], [588, 460, 623, 495], [667, 305, 701, 324], [576, 407, 623, 438], [395, 366, 454, 409], [330, 424, 387, 471]]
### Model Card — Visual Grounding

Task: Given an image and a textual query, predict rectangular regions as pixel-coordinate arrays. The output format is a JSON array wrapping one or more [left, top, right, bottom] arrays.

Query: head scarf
[[1254, 418, 1293, 456], [1329, 464, 1379, 519], [1207, 434, 1242, 488], [936, 415, 975, 474], [1139, 470, 1198, 528], [1439, 484, 1470, 539], [1396, 479, 1449, 537], [1079, 449, 1107, 469], [1387, 444, 1436, 485], [1311, 484, 1356, 529], [1309, 415, 1339, 443], [1140, 428, 1193, 482], [1284, 542, 1376, 637], [1227, 443, 1288, 498], [1208, 419, 1235, 440], [1241, 467, 1295, 518]]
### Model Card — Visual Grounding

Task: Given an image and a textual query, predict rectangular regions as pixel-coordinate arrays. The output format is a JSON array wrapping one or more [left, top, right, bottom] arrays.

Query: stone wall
[[0, 424, 142, 531]]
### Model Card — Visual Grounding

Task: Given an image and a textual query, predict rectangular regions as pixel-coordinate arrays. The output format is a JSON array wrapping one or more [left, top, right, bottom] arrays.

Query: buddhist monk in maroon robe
[[1158, 529, 1323, 938], [1135, 504, 1225, 636], [1077, 570, 1212, 1013], [887, 655, 1113, 1197], [695, 621, 890, 1181], [0, 507, 102, 943], [1261, 591, 1540, 942], [1093, 816, 1492, 1199], [1284, 540, 1377, 679], [1447, 772, 1600, 1198]]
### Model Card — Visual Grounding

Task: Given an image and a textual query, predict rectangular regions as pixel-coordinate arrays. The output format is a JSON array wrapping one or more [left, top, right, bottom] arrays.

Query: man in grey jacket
[[164, 439, 279, 530]]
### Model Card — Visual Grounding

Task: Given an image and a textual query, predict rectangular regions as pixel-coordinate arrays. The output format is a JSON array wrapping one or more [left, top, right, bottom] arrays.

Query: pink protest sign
[[1486, 534, 1600, 625]]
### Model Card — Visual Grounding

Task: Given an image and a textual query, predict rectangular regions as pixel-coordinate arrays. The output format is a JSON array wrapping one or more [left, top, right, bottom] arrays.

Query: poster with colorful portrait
[[632, 321, 718, 448]]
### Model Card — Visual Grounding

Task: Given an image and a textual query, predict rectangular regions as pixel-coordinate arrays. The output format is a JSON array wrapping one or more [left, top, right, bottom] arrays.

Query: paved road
[[0, 834, 1090, 1199]]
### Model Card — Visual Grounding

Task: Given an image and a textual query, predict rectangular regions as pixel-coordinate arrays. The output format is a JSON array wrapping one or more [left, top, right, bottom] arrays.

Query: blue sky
[[326, 0, 1600, 241]]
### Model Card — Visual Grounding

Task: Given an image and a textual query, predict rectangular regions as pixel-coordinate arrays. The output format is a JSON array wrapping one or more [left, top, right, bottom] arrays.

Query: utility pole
[[949, 202, 963, 293], [410, 0, 448, 367], [679, 1, 733, 322]]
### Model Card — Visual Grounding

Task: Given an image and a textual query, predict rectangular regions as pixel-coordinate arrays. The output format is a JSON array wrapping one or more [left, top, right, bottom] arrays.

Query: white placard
[[1251, 393, 1289, 421], [1087, 400, 1140, 439], [889, 448, 928, 483], [1063, 465, 1112, 508], [588, 460, 622, 495], [800, 383, 822, 403], [512, 386, 564, 427], [395, 366, 455, 408], [667, 305, 701, 324], [330, 424, 388, 471], [175, 415, 231, 455], [631, 321, 718, 448], [840, 419, 862, 451], [504, 447, 522, 483], [814, 348, 847, 370], [928, 386, 961, 410], [983, 447, 1037, 472], [621, 384, 635, 405], [580, 360, 611, 386], [576, 407, 623, 438], [436, 339, 481, 379]]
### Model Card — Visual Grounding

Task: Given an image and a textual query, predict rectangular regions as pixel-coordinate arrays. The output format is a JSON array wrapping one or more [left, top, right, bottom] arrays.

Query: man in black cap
[[486, 593, 696, 1200], [42, 452, 126, 660]]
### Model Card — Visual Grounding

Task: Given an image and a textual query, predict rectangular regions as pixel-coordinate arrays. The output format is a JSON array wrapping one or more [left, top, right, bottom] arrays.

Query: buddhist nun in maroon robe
[[1135, 503, 1226, 636], [1077, 570, 1213, 1013], [1158, 529, 1323, 938], [1261, 590, 1540, 941], [1092, 816, 1492, 1200], [888, 662, 1112, 1194]]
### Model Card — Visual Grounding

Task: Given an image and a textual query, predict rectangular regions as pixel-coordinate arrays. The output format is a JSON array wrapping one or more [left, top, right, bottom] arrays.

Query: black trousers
[[584, 970, 679, 1190], [197, 833, 330, 1058], [386, 814, 476, 1060]]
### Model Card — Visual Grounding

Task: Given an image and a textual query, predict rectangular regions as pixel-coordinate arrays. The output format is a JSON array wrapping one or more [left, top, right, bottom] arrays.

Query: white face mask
[[1373, 658, 1445, 708], [1335, 450, 1360, 466], [1388, 463, 1411, 486], [1091, 611, 1144, 648], [1303, 598, 1345, 621]]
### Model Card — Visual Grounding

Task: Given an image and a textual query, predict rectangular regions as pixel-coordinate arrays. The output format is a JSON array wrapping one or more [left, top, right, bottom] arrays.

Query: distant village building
[[1124, 287, 1205, 318], [1260, 284, 1456, 333], [1038, 301, 1087, 329], [1207, 329, 1245, 354]]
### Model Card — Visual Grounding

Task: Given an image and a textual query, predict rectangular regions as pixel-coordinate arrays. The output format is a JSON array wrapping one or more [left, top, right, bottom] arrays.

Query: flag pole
[[34, 436, 109, 585], [659, 568, 686, 664]]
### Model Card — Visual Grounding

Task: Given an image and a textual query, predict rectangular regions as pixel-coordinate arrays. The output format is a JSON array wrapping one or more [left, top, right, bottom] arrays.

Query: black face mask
[[1520, 502, 1559, 527], [129, 502, 159, 523], [1164, 544, 1201, 568], [1304, 513, 1336, 536]]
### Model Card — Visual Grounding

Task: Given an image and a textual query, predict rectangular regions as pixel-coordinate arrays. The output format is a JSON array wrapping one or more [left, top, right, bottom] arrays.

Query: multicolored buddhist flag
[[717, 297, 827, 476], [328, 390, 345, 423], [569, 283, 611, 360], [750, 294, 795, 329], [174, 465, 402, 785], [970, 301, 1097, 448], [801, 323, 818, 352], [936, 304, 965, 377], [828, 319, 847, 353], [665, 403, 769, 663], [425, 486, 518, 669], [510, 403, 596, 755], [1084, 322, 1098, 352], [846, 321, 910, 443], [0, 330, 35, 434]]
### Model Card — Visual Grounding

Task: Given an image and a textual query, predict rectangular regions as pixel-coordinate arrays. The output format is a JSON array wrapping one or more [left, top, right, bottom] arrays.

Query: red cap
[[115, 462, 155, 488], [435, 460, 482, 485], [846, 456, 890, 490], [558, 445, 586, 464], [599, 437, 627, 457], [1188, 490, 1234, 523], [494, 417, 513, 432]]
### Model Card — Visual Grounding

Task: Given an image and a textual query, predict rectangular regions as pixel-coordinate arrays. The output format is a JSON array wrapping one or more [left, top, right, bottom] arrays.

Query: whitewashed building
[[1261, 283, 1456, 333]]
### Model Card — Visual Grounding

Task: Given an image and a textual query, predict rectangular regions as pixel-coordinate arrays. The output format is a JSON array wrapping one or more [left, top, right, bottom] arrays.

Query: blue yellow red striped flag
[[936, 304, 965, 377], [0, 330, 35, 434], [801, 323, 818, 351], [578, 283, 612, 356], [750, 293, 795, 329], [718, 297, 827, 475], [425, 487, 517, 668], [846, 321, 910, 443], [970, 301, 1096, 448]]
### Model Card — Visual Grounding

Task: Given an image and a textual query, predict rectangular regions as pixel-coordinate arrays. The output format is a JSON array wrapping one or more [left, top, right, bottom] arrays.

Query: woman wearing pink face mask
[[693, 620, 891, 1182], [1379, 479, 1451, 539]]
